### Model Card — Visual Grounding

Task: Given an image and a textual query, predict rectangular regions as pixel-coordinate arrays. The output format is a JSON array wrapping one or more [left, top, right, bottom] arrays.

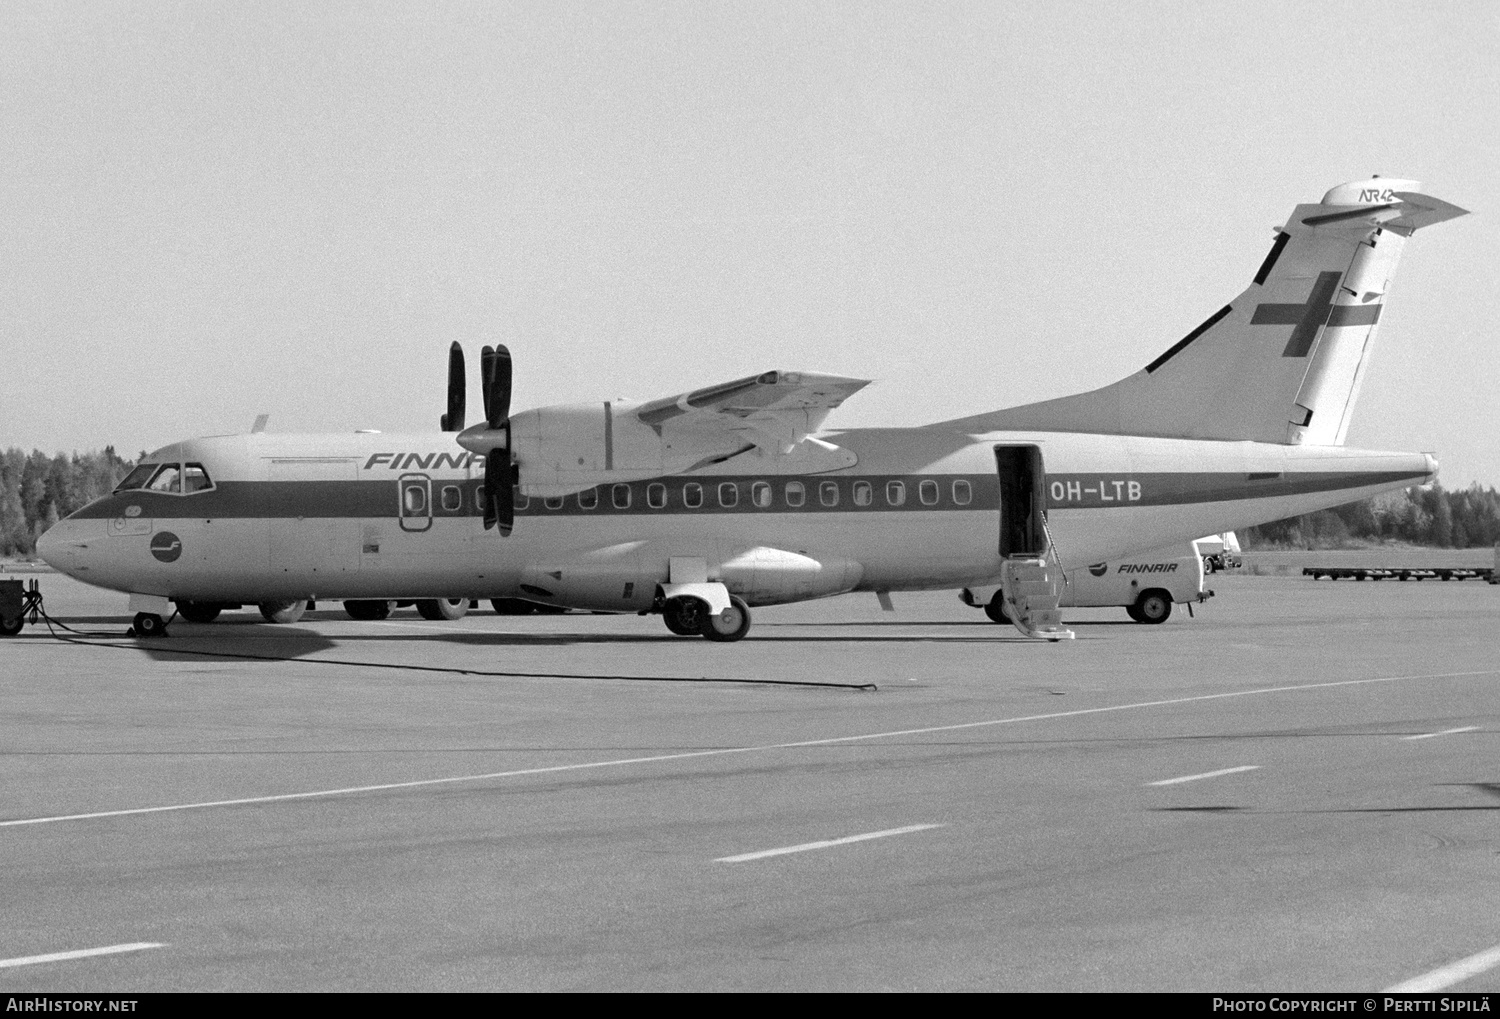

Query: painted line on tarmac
[[1148, 765, 1260, 787], [2, 668, 1496, 830], [1402, 725, 1480, 741], [716, 823, 944, 863], [1385, 941, 1500, 992], [0, 942, 165, 969]]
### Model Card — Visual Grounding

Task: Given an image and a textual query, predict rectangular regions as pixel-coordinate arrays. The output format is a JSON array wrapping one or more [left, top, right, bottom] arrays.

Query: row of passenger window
[[431, 478, 975, 513]]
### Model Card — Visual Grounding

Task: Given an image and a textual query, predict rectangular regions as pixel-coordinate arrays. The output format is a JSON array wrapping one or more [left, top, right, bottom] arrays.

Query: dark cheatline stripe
[[1144, 305, 1234, 374], [71, 468, 1429, 523], [1045, 470, 1427, 509]]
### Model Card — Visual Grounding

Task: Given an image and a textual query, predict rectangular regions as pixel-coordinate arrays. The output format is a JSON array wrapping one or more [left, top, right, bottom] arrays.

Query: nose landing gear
[[131, 612, 169, 638]]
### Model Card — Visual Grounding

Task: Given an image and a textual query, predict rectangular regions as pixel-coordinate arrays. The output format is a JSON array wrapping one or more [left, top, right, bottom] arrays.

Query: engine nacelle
[[517, 541, 659, 612], [716, 547, 863, 606]]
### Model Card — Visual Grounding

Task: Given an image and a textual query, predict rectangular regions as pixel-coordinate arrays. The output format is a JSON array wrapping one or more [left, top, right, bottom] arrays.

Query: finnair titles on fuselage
[[36, 179, 1466, 642]]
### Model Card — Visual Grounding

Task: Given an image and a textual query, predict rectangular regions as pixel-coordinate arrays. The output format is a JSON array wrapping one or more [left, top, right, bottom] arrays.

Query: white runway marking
[[1148, 765, 1260, 787], [1402, 725, 1479, 741], [717, 824, 943, 863], [0, 942, 164, 969], [1385, 941, 1500, 992], [2, 668, 1495, 829]]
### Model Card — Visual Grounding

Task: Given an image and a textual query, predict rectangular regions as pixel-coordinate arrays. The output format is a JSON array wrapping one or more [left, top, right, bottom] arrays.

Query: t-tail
[[954, 178, 1467, 445]]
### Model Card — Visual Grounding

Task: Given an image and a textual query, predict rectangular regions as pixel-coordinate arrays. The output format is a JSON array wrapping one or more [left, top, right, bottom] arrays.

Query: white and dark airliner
[[34, 178, 1466, 642]]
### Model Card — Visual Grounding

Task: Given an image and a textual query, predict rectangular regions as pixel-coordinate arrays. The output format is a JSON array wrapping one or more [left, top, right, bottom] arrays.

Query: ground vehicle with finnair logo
[[962, 540, 1210, 624]]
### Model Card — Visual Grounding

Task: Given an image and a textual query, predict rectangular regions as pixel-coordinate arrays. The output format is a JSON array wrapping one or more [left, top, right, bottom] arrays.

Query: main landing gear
[[661, 595, 752, 643]]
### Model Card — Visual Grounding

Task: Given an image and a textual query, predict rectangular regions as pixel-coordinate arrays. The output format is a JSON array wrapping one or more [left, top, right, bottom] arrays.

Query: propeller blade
[[484, 445, 514, 535], [487, 344, 512, 428], [479, 345, 496, 424], [440, 341, 466, 431]]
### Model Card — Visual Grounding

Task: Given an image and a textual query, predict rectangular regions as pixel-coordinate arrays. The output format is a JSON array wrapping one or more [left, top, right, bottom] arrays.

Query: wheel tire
[[416, 598, 468, 621], [983, 595, 1010, 624], [0, 614, 24, 637], [701, 596, 752, 643], [662, 597, 706, 636], [259, 599, 308, 624], [1133, 591, 1172, 624], [176, 601, 222, 624], [343, 599, 393, 621], [664, 597, 708, 635], [133, 612, 167, 637]]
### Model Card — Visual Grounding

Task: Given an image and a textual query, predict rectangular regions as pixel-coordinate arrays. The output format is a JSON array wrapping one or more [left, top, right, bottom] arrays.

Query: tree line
[[1242, 484, 1500, 550], [3, 445, 1498, 556], [1, 448, 137, 556]]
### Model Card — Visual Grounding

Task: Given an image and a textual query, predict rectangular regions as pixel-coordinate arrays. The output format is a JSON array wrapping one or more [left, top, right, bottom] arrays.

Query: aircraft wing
[[633, 370, 870, 455]]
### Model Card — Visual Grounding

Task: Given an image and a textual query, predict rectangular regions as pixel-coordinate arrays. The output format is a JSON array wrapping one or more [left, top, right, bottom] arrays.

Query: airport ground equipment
[[1196, 532, 1242, 574], [1305, 566, 1493, 581], [0, 579, 44, 636], [964, 542, 1212, 625]]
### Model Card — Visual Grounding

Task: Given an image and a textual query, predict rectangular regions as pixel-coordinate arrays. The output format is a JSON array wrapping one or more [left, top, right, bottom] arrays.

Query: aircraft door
[[398, 473, 433, 532], [267, 458, 360, 579], [994, 445, 1048, 557]]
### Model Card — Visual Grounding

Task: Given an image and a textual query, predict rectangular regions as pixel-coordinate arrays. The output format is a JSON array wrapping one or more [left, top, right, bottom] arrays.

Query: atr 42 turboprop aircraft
[[33, 178, 1466, 642]]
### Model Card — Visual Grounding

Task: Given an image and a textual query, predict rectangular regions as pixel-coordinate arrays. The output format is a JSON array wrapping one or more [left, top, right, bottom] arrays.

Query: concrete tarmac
[[1, 575, 1497, 991]]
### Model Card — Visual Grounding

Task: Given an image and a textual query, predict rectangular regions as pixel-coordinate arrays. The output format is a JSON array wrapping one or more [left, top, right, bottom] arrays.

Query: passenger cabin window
[[952, 480, 972, 506], [751, 481, 772, 508], [852, 481, 872, 506], [683, 483, 703, 509], [784, 481, 805, 508], [114, 464, 158, 492], [544, 495, 564, 510], [577, 488, 598, 510], [403, 483, 427, 514], [718, 482, 738, 508], [441, 485, 463, 512], [183, 463, 214, 493], [919, 479, 939, 506], [612, 484, 632, 509], [146, 464, 183, 494], [512, 489, 530, 511], [819, 481, 840, 507], [647, 483, 667, 509], [886, 481, 906, 506]]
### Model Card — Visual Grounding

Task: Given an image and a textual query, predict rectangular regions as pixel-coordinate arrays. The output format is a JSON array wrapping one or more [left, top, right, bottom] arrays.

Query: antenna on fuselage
[[251, 414, 269, 433]]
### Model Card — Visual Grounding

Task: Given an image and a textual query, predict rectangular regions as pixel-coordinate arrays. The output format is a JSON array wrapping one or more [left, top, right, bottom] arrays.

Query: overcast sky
[[3, 1, 1497, 485]]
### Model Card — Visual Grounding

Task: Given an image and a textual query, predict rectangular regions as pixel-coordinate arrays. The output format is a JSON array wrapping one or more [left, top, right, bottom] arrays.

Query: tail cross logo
[[1252, 271, 1382, 357]]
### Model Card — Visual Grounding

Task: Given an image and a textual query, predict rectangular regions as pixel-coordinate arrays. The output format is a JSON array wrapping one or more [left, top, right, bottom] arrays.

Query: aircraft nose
[[35, 519, 94, 577]]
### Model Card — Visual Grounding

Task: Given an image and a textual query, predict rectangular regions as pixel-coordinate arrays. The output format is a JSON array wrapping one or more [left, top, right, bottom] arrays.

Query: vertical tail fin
[[955, 179, 1466, 444]]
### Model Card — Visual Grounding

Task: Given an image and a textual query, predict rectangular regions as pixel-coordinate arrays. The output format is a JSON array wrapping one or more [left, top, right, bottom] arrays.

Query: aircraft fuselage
[[39, 426, 1434, 611]]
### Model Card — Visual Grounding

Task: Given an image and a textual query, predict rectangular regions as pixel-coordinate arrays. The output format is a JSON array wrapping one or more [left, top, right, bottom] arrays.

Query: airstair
[[999, 554, 1074, 642], [994, 443, 1074, 642]]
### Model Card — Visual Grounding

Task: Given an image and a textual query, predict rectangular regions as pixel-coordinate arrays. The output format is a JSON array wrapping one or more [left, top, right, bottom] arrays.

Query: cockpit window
[[145, 464, 183, 493], [183, 463, 214, 492], [114, 464, 159, 491]]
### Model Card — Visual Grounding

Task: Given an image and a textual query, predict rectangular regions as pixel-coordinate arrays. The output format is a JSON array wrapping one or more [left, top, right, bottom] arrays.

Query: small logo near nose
[[1089, 563, 1108, 577], [150, 531, 182, 563], [125, 505, 142, 518]]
